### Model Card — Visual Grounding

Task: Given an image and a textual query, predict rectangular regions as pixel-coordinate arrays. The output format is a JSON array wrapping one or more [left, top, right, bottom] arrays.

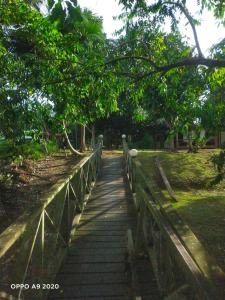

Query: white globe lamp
[[129, 149, 138, 158]]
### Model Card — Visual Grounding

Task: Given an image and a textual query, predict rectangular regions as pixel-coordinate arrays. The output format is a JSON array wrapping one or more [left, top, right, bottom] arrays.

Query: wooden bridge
[[48, 155, 159, 299], [0, 138, 224, 300]]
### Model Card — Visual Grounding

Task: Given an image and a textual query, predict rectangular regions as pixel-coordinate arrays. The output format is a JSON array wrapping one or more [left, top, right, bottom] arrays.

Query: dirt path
[[0, 153, 83, 234]]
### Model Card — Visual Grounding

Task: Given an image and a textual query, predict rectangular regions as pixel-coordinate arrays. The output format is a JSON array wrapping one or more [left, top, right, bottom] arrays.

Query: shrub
[[211, 148, 225, 184], [11, 140, 59, 161], [129, 133, 155, 149]]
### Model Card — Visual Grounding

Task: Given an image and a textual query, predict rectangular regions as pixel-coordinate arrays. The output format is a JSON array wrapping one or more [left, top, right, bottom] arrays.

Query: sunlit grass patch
[[138, 150, 225, 271]]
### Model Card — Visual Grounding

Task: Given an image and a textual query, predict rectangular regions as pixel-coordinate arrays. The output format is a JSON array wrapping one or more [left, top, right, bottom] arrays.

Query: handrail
[[122, 135, 225, 299], [0, 142, 102, 300]]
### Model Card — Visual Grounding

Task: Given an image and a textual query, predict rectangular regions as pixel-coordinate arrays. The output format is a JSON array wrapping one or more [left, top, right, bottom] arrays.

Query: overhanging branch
[[135, 57, 225, 80], [163, 1, 203, 57]]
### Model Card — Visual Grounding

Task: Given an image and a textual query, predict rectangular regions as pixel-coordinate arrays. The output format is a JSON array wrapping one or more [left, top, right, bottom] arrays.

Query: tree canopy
[[0, 0, 122, 148], [0, 0, 225, 153]]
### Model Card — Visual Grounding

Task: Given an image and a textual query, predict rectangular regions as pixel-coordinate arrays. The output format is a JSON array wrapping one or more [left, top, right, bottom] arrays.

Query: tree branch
[[104, 55, 158, 68], [40, 56, 225, 85], [136, 57, 225, 80], [163, 1, 203, 57], [62, 120, 84, 156]]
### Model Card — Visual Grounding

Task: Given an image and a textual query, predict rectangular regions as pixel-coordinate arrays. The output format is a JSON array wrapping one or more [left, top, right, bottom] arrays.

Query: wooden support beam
[[155, 157, 177, 202], [163, 284, 189, 300], [126, 229, 142, 300]]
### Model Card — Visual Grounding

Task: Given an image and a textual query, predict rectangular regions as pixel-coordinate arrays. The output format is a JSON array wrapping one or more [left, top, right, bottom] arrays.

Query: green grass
[[138, 149, 222, 189], [138, 149, 225, 271]]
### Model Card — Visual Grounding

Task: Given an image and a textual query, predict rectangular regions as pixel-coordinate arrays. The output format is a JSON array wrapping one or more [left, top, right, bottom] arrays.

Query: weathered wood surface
[[48, 155, 160, 300], [155, 157, 177, 202]]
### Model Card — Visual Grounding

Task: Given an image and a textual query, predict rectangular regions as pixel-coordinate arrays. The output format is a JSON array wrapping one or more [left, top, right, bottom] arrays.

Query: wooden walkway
[[48, 155, 160, 300]]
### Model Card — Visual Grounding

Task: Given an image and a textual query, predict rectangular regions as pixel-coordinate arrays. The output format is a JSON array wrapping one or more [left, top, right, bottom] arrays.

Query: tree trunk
[[80, 124, 86, 152], [170, 136, 175, 150], [175, 133, 179, 149], [63, 121, 83, 156], [91, 125, 95, 149], [187, 129, 193, 152]]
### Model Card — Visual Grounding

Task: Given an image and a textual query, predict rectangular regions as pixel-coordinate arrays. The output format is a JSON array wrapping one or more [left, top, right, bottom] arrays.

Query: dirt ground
[[0, 152, 82, 234]]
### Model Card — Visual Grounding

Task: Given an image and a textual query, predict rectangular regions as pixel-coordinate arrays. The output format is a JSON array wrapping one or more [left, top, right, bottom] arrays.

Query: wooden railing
[[122, 136, 225, 300], [0, 142, 102, 300]]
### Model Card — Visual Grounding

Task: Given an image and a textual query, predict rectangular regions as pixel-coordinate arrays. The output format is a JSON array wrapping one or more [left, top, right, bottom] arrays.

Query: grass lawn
[[138, 150, 225, 271]]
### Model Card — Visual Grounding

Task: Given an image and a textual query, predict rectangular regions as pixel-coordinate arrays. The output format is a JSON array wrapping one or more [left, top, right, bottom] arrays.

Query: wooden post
[[80, 124, 86, 152], [134, 204, 145, 254], [155, 157, 177, 202], [127, 229, 142, 300]]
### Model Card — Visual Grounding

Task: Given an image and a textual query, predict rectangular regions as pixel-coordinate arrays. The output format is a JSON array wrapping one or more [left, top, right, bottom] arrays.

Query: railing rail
[[0, 142, 102, 300], [122, 136, 225, 300]]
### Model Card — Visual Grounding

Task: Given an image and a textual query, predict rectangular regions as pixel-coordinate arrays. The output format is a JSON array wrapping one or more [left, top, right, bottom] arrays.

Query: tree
[[0, 0, 122, 155], [113, 0, 225, 73]]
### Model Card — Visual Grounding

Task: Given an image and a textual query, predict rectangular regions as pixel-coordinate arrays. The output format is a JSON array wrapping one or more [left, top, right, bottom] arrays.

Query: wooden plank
[[90, 190, 127, 196], [68, 248, 125, 256], [48, 284, 128, 298], [88, 196, 127, 202], [83, 211, 128, 216], [49, 295, 130, 300], [76, 224, 127, 231], [70, 241, 126, 249], [84, 206, 128, 212], [71, 235, 125, 242], [80, 214, 132, 221], [86, 201, 127, 206], [60, 262, 125, 273], [55, 272, 127, 285], [78, 220, 130, 226], [67, 253, 125, 263], [87, 201, 127, 206], [76, 230, 125, 236]]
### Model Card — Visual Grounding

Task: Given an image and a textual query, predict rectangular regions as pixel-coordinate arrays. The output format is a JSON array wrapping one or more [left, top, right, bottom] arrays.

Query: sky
[[79, 0, 225, 55], [79, 0, 124, 37]]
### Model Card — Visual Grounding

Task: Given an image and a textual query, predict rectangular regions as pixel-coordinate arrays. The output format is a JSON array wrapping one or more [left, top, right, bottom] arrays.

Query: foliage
[[0, 172, 14, 189], [129, 133, 155, 149], [0, 0, 123, 155], [210, 146, 225, 184], [104, 0, 225, 150], [108, 19, 211, 149], [1, 0, 225, 157], [0, 139, 58, 161], [12, 140, 58, 160]]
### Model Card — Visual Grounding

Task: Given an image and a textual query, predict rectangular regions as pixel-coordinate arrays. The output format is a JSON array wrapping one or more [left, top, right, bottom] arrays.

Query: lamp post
[[98, 134, 103, 147]]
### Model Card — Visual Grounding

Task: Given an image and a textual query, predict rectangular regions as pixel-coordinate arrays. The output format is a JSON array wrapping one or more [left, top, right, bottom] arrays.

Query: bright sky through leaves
[[79, 0, 224, 55]]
